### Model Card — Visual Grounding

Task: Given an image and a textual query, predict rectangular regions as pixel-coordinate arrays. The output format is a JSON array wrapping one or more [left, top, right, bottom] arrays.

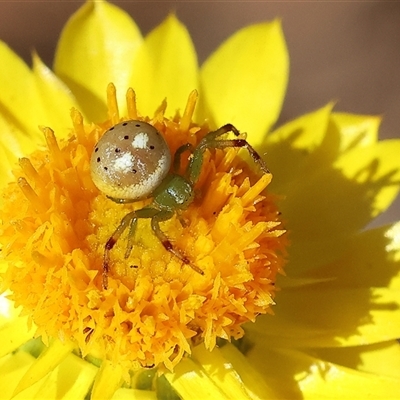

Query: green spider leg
[[103, 207, 157, 289], [151, 210, 204, 275], [102, 206, 203, 289], [173, 142, 193, 173], [187, 123, 270, 185]]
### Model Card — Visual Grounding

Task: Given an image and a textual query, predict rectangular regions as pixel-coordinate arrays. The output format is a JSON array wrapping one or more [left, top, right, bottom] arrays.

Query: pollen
[[0, 83, 287, 375]]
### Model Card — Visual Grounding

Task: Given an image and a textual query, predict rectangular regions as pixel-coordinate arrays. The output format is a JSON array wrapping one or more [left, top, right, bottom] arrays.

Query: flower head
[[0, 81, 286, 375], [0, 1, 400, 399]]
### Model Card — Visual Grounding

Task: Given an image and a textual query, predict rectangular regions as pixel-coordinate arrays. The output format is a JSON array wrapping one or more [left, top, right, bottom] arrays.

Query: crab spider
[[90, 121, 269, 289]]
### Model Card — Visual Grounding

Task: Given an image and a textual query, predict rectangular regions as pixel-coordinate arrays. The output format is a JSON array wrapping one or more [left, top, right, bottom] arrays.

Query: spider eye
[[90, 120, 171, 200]]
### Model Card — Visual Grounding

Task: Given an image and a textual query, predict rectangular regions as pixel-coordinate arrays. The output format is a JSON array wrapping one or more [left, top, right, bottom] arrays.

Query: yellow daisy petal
[[266, 102, 334, 191], [0, 314, 35, 358], [130, 14, 198, 118], [335, 139, 400, 218], [54, 0, 142, 121], [294, 350, 400, 400], [281, 141, 400, 276], [165, 357, 227, 399], [0, 351, 37, 400], [111, 388, 157, 400], [0, 41, 45, 136], [305, 222, 400, 290], [219, 343, 277, 399], [200, 20, 288, 144], [33, 53, 81, 139], [91, 359, 124, 400], [0, 114, 39, 187], [30, 353, 98, 400], [247, 221, 400, 347], [12, 339, 75, 396], [248, 285, 400, 348], [192, 344, 254, 399], [314, 340, 400, 379], [331, 112, 381, 151], [247, 346, 400, 399], [293, 349, 400, 400]]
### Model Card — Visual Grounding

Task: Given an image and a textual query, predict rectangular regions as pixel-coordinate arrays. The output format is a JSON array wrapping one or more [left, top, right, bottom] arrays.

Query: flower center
[[0, 83, 287, 373]]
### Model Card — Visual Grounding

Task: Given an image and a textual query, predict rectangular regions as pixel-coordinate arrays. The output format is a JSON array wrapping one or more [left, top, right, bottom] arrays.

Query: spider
[[90, 120, 270, 289]]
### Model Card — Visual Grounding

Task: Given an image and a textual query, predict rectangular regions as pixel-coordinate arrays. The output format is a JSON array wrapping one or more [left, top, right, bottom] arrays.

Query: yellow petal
[[280, 141, 400, 273], [334, 139, 400, 218], [358, 340, 400, 378], [111, 388, 157, 399], [165, 357, 228, 399], [32, 53, 81, 139], [32, 353, 98, 399], [200, 20, 288, 145], [247, 346, 400, 399], [12, 338, 75, 396], [0, 41, 45, 136], [0, 112, 40, 189], [331, 112, 380, 152], [0, 314, 35, 358], [245, 345, 303, 399], [54, 0, 142, 121], [219, 342, 279, 399], [314, 340, 400, 379], [91, 360, 124, 400], [0, 351, 38, 399], [295, 351, 400, 400], [265, 103, 334, 191], [248, 223, 400, 346], [191, 344, 254, 399], [247, 285, 400, 348], [130, 14, 198, 118], [0, 112, 38, 155], [305, 222, 400, 290]]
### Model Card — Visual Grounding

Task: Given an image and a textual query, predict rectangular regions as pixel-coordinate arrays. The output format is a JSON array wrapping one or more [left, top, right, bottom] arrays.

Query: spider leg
[[106, 196, 138, 204], [173, 143, 194, 173], [188, 123, 269, 184], [202, 123, 241, 141], [200, 124, 269, 174], [151, 210, 204, 275], [203, 138, 270, 174], [124, 216, 138, 259], [103, 207, 158, 289]]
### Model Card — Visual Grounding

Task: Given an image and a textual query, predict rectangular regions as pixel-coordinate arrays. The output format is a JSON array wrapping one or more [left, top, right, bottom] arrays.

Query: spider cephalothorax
[[90, 120, 270, 289]]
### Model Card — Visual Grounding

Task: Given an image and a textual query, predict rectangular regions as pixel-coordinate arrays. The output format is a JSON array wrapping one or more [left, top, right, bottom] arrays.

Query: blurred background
[[0, 1, 399, 225]]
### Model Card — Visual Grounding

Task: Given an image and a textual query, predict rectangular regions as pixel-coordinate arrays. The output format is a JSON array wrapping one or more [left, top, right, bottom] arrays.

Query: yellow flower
[[0, 1, 399, 399]]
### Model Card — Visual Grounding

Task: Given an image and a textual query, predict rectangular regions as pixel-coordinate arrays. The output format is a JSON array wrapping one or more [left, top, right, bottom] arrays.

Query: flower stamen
[[41, 126, 66, 170], [71, 107, 86, 144], [17, 177, 46, 213], [106, 82, 120, 124], [180, 90, 198, 132], [18, 157, 43, 187], [126, 87, 138, 120]]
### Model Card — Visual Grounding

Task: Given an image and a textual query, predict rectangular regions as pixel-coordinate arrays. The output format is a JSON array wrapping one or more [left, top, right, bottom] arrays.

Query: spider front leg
[[203, 123, 270, 174], [173, 143, 193, 173], [205, 137, 270, 173], [188, 124, 270, 184], [151, 210, 204, 275], [103, 207, 158, 289]]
